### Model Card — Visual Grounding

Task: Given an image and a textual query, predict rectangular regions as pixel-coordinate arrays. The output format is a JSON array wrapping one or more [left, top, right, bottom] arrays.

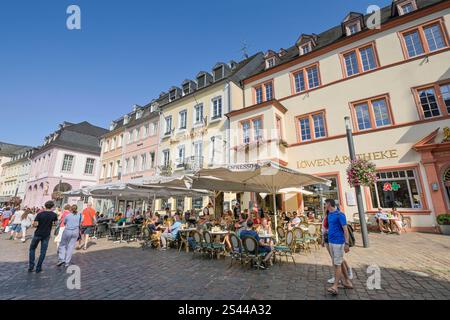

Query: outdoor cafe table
[[111, 224, 135, 243]]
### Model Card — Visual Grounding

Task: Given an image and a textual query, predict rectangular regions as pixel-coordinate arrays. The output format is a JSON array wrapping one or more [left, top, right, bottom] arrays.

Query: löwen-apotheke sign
[[297, 149, 399, 169]]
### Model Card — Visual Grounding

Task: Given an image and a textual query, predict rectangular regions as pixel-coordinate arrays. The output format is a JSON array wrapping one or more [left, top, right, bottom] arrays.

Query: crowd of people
[[1, 198, 411, 296]]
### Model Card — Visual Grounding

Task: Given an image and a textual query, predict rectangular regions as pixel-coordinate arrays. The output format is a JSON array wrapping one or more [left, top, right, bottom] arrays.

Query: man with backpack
[[324, 199, 353, 296]]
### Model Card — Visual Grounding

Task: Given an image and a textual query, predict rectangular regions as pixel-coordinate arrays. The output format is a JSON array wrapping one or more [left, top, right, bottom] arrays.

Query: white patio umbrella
[[192, 161, 330, 241]]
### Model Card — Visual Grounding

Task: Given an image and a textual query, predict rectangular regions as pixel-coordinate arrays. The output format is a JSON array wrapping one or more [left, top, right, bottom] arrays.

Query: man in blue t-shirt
[[239, 220, 273, 268], [324, 199, 353, 296]]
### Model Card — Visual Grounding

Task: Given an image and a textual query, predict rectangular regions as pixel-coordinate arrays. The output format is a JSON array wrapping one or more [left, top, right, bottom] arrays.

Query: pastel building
[[154, 54, 264, 214], [23, 122, 108, 208], [228, 0, 450, 231], [0, 142, 33, 205]]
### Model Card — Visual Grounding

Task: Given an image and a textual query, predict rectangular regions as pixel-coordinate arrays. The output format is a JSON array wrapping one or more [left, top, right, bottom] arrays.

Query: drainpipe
[[225, 80, 231, 165]]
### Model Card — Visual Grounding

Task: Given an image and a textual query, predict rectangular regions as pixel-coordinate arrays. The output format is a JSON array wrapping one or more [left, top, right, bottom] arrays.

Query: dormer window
[[267, 57, 276, 69], [182, 83, 191, 95], [300, 43, 312, 55], [347, 22, 361, 36], [136, 110, 143, 120], [169, 89, 177, 102], [123, 115, 130, 125], [197, 75, 206, 88], [343, 12, 364, 37], [213, 65, 224, 81], [396, 0, 417, 15]]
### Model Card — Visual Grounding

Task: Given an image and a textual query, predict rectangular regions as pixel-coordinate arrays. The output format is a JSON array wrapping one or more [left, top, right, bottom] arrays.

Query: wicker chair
[[191, 230, 205, 258], [276, 226, 286, 243], [203, 231, 225, 259], [241, 236, 266, 270], [293, 227, 310, 253], [178, 230, 190, 252], [229, 232, 243, 266], [274, 230, 296, 264], [305, 225, 320, 250]]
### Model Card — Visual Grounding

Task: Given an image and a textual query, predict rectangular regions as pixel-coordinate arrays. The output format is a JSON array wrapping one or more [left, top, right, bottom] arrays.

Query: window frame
[[412, 80, 450, 120], [239, 115, 264, 144], [290, 63, 322, 94], [164, 116, 173, 135], [211, 96, 223, 120], [178, 109, 187, 130], [350, 94, 395, 132], [84, 158, 95, 175], [398, 18, 449, 60], [194, 103, 204, 126], [295, 110, 328, 143], [340, 42, 380, 78], [61, 154, 75, 173], [253, 80, 275, 105], [397, 0, 418, 16]]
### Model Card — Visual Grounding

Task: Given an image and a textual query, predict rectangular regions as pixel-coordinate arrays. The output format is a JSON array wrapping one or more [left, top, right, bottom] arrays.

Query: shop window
[[369, 169, 423, 209]]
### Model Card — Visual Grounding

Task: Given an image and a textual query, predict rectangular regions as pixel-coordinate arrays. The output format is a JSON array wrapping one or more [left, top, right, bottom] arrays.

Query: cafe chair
[[306, 225, 320, 250], [178, 230, 190, 253], [228, 232, 243, 267], [203, 231, 225, 259], [274, 230, 296, 265], [191, 230, 206, 258], [241, 236, 266, 270], [276, 226, 286, 244], [293, 227, 310, 254]]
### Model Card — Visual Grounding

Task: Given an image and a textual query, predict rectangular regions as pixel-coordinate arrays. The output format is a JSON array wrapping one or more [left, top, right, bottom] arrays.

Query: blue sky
[[0, 0, 392, 146]]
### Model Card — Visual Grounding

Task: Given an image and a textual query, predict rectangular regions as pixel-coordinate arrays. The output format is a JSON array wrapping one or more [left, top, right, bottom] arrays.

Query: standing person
[[233, 202, 241, 220], [125, 206, 134, 222], [54, 205, 71, 250], [324, 199, 353, 296], [20, 209, 35, 243], [78, 203, 96, 250], [1, 207, 12, 232], [28, 201, 58, 273], [8, 208, 24, 240], [57, 205, 82, 267]]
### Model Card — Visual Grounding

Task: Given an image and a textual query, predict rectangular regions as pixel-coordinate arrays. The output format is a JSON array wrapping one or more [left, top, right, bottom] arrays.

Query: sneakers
[[327, 277, 335, 284], [56, 261, 65, 267], [28, 267, 34, 273], [348, 268, 354, 280], [21, 238, 26, 243]]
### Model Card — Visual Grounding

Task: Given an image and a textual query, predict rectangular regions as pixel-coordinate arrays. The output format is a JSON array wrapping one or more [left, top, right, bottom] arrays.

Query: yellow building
[[228, 0, 450, 232], [154, 55, 264, 215]]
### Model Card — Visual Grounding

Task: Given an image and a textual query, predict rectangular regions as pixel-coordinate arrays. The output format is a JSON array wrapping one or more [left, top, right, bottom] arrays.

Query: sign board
[[346, 191, 356, 206]]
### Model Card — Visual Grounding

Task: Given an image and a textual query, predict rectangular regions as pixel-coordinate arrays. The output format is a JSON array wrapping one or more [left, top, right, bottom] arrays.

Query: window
[[211, 97, 222, 120], [183, 82, 192, 95], [213, 66, 224, 81], [296, 112, 327, 142], [84, 158, 95, 175], [150, 152, 155, 168], [61, 154, 74, 172], [118, 134, 123, 148], [253, 118, 263, 141], [131, 156, 137, 173], [401, 20, 448, 59], [197, 75, 206, 88], [124, 158, 129, 175], [150, 122, 157, 136], [179, 110, 187, 130], [194, 104, 204, 125], [111, 137, 116, 150], [177, 145, 185, 165], [301, 44, 311, 55], [169, 89, 177, 102], [242, 121, 251, 144], [141, 154, 147, 171], [416, 87, 441, 119], [162, 150, 170, 167], [134, 128, 139, 141], [266, 58, 276, 68], [342, 44, 378, 77], [165, 116, 172, 135], [101, 164, 106, 178], [440, 84, 450, 114], [369, 168, 423, 209], [143, 124, 149, 138], [107, 162, 113, 178], [400, 3, 414, 14], [292, 64, 321, 93], [352, 96, 393, 131], [253, 81, 274, 104], [276, 116, 283, 139], [346, 22, 361, 36], [114, 160, 120, 177], [193, 141, 203, 166]]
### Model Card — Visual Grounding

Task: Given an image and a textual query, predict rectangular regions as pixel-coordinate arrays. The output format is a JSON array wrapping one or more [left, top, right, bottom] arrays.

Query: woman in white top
[[9, 208, 24, 240], [20, 209, 35, 242]]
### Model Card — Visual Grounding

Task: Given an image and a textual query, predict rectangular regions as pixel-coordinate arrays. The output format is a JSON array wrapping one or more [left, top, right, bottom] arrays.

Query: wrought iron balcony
[[175, 156, 204, 172]]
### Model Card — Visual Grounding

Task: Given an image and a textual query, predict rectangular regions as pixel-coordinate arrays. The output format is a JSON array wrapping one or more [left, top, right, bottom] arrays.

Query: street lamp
[[344, 117, 370, 248]]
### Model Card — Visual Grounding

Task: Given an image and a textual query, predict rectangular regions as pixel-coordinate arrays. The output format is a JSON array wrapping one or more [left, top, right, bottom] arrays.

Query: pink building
[[120, 106, 160, 182], [23, 122, 108, 208]]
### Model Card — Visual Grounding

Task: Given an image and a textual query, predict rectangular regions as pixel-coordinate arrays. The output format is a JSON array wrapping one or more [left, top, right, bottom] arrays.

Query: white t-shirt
[[12, 211, 24, 224]]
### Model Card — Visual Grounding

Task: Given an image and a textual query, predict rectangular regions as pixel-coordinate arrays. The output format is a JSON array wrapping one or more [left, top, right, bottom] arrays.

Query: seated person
[[160, 215, 182, 250], [115, 213, 126, 226], [252, 211, 262, 226], [239, 220, 273, 268], [390, 208, 404, 234], [375, 207, 391, 233], [307, 212, 315, 222], [288, 212, 301, 230], [97, 214, 108, 223]]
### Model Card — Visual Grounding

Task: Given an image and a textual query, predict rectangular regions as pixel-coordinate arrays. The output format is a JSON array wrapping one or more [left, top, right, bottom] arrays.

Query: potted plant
[[437, 214, 450, 235], [346, 159, 378, 187]]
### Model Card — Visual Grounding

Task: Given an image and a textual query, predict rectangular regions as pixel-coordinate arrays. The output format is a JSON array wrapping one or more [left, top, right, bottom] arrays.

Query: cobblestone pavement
[[0, 231, 449, 300]]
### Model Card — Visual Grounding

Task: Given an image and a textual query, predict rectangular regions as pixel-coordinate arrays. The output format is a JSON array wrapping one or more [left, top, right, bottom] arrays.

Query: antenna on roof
[[240, 40, 249, 59]]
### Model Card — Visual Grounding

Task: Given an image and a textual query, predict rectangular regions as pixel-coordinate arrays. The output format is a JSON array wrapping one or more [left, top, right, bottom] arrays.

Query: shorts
[[258, 245, 272, 254], [2, 218, 10, 229], [81, 226, 94, 235], [10, 224, 22, 233], [329, 243, 345, 266]]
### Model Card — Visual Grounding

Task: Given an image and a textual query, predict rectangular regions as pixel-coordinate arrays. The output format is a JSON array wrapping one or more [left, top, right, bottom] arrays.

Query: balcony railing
[[175, 156, 204, 172]]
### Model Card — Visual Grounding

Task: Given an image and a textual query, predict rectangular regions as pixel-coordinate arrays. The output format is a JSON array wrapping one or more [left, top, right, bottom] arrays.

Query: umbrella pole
[[273, 193, 279, 243]]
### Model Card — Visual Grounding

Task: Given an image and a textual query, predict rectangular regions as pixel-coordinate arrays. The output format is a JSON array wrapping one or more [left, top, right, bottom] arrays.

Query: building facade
[[23, 122, 108, 208], [0, 143, 33, 205], [153, 54, 264, 214], [228, 0, 450, 231]]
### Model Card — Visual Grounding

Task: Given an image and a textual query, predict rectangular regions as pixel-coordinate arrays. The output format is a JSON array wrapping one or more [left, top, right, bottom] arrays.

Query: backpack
[[347, 224, 355, 247]]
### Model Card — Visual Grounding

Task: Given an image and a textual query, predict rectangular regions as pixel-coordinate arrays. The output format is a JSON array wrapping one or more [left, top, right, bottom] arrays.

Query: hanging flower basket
[[346, 159, 378, 188]]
